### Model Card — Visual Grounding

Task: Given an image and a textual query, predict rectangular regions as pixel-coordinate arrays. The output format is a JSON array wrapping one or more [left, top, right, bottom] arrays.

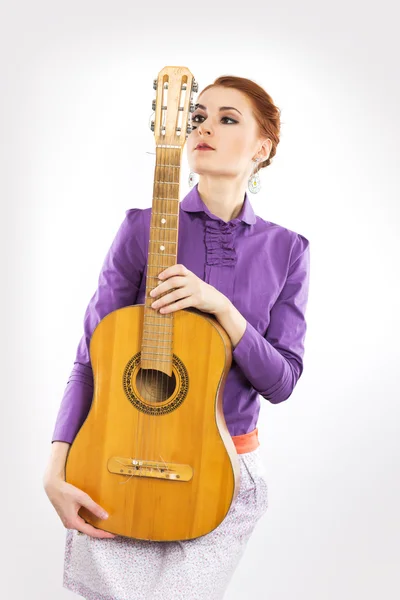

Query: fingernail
[[102, 512, 108, 519]]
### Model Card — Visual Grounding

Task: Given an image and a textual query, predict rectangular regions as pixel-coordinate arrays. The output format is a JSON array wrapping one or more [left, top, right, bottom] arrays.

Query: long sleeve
[[232, 233, 310, 404], [51, 208, 146, 443]]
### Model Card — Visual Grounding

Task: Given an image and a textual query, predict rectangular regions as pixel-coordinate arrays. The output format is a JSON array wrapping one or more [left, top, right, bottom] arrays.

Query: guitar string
[[150, 111, 168, 483], [141, 79, 190, 496], [157, 84, 189, 484], [157, 112, 171, 480]]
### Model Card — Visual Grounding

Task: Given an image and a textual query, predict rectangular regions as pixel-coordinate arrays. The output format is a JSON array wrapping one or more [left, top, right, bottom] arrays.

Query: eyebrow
[[194, 103, 242, 116]]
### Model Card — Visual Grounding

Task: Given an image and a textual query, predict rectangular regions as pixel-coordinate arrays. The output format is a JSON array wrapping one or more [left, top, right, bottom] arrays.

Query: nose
[[198, 120, 212, 136]]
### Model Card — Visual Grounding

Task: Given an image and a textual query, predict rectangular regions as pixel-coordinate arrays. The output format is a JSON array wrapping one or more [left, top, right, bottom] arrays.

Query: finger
[[149, 280, 164, 297], [158, 264, 188, 280], [160, 295, 193, 313], [75, 515, 116, 538], [79, 493, 109, 521], [154, 288, 188, 310], [152, 274, 187, 300]]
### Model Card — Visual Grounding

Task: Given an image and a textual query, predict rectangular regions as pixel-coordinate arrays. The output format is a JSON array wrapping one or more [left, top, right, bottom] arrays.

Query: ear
[[257, 138, 272, 163]]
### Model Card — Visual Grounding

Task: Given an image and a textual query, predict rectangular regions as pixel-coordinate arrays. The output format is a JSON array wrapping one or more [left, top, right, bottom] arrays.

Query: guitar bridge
[[108, 457, 193, 481]]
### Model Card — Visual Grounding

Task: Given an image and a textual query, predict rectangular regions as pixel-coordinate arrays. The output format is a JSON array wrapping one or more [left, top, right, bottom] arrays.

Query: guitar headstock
[[150, 66, 198, 148]]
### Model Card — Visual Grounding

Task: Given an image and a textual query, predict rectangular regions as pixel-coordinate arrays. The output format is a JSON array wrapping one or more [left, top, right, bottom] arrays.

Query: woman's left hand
[[149, 264, 230, 316]]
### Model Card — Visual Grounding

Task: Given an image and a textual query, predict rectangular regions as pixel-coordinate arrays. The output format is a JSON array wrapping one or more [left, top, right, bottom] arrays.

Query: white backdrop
[[2, 1, 399, 598]]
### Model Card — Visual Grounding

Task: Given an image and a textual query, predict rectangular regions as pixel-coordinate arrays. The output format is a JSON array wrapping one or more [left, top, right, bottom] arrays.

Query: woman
[[43, 75, 311, 599]]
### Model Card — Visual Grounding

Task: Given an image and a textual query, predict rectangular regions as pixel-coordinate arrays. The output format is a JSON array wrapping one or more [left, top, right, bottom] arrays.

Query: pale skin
[[150, 85, 273, 348], [44, 86, 272, 538], [150, 264, 246, 348]]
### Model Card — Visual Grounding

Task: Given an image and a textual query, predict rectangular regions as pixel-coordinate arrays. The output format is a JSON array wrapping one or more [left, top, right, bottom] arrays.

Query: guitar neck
[[141, 144, 183, 372]]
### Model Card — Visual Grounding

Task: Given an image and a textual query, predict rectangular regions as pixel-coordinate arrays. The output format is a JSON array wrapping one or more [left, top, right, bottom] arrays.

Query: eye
[[191, 114, 238, 128]]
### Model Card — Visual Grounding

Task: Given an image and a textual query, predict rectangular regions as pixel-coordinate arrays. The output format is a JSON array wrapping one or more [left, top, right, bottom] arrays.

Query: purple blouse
[[52, 183, 310, 443]]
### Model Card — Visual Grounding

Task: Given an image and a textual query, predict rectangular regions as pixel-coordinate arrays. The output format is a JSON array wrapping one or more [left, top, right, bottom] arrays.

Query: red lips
[[195, 143, 214, 150]]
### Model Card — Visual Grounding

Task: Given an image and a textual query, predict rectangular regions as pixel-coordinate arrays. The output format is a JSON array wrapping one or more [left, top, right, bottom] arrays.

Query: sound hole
[[136, 368, 177, 404]]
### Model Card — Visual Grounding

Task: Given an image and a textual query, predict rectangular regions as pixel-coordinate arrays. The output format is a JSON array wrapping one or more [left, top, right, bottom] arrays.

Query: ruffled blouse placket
[[203, 218, 240, 301]]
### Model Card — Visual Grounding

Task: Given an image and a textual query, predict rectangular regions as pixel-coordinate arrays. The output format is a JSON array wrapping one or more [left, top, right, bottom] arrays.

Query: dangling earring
[[188, 171, 198, 188], [248, 158, 261, 194]]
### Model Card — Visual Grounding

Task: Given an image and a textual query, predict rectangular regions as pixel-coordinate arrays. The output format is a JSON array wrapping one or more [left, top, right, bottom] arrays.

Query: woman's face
[[186, 86, 269, 181]]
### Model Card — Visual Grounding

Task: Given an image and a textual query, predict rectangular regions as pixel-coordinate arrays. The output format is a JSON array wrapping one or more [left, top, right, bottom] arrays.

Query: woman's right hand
[[44, 477, 117, 539]]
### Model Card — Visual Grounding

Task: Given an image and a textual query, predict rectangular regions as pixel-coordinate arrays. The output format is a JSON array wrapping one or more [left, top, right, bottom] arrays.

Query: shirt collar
[[180, 183, 256, 225]]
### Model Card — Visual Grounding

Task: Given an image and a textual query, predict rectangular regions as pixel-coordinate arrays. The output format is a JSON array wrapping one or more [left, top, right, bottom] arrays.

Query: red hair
[[199, 75, 281, 172]]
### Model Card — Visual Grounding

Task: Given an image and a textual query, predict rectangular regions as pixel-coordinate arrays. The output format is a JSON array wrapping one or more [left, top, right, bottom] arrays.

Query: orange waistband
[[231, 427, 260, 454]]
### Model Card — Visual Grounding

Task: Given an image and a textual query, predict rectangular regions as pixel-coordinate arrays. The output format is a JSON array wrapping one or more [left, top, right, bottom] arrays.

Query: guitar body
[[65, 304, 240, 541]]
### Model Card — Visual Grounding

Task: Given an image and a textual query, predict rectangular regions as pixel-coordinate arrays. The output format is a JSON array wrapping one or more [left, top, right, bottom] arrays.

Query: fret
[[147, 263, 175, 267], [142, 338, 173, 344], [155, 164, 180, 168], [142, 341, 173, 348], [146, 302, 174, 310], [142, 335, 172, 344], [140, 350, 171, 357], [143, 322, 173, 329], [142, 331, 173, 337], [142, 336, 173, 343], [144, 312, 173, 319], [154, 181, 179, 185], [140, 356, 172, 364], [148, 253, 176, 258], [149, 226, 177, 231], [153, 197, 179, 200], [143, 330, 173, 335], [149, 239, 177, 244], [151, 212, 178, 216]]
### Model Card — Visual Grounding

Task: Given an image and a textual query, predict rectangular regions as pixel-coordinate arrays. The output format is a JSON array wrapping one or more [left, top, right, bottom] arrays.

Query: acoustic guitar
[[65, 65, 240, 541]]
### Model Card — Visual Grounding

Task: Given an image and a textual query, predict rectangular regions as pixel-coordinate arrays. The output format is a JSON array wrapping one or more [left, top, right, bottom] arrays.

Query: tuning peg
[[152, 99, 156, 111], [150, 120, 154, 132], [189, 102, 195, 113], [192, 80, 198, 93], [153, 79, 157, 90]]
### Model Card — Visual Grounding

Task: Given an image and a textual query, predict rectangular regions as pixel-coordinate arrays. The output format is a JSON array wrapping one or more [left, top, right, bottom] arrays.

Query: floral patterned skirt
[[62, 446, 269, 600]]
